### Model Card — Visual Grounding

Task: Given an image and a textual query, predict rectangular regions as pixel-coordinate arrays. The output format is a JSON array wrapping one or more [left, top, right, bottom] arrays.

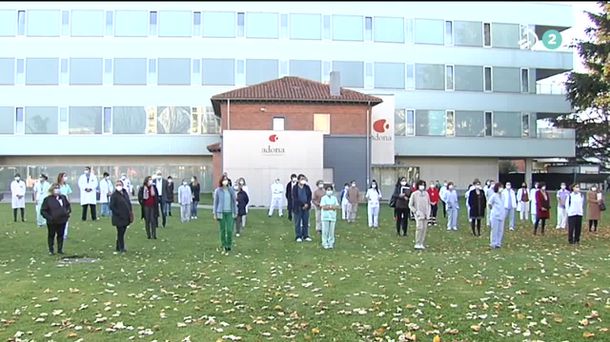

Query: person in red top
[[427, 183, 440, 226], [138, 176, 159, 240], [534, 182, 551, 235]]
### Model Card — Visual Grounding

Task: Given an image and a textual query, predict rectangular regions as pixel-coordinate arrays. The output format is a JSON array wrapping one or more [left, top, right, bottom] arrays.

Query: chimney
[[329, 71, 341, 96]]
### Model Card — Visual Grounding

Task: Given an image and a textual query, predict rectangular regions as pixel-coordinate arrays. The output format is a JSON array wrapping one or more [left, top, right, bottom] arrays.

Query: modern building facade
[[0, 1, 575, 199]]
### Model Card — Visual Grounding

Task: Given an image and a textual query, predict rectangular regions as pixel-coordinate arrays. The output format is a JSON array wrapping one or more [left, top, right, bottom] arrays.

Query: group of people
[[7, 169, 607, 255]]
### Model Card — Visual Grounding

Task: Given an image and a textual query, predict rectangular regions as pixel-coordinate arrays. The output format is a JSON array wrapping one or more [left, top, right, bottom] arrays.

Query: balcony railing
[[536, 83, 567, 95], [537, 127, 575, 139]]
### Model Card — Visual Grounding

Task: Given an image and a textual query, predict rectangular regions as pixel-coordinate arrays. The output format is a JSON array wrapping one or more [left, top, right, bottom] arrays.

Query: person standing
[[40, 183, 71, 255], [312, 180, 326, 234], [153, 171, 168, 228], [534, 182, 550, 235], [556, 182, 570, 230], [285, 174, 297, 221], [439, 181, 448, 218], [347, 180, 360, 224], [78, 166, 98, 221], [99, 172, 114, 218], [213, 175, 237, 254], [235, 184, 249, 237], [177, 179, 192, 223], [427, 182, 439, 226], [138, 176, 159, 240], [467, 181, 486, 236], [365, 180, 382, 229], [166, 176, 175, 217], [236, 178, 250, 228], [488, 182, 506, 249], [503, 182, 517, 231], [409, 180, 431, 250], [320, 184, 339, 249], [529, 182, 540, 225], [444, 182, 459, 231], [391, 177, 410, 236], [340, 183, 350, 221], [516, 183, 530, 222], [10, 173, 26, 222], [566, 184, 584, 245], [587, 185, 602, 232], [292, 174, 312, 242], [190, 176, 201, 220], [120, 173, 133, 196], [57, 172, 73, 239], [33, 174, 51, 227], [484, 180, 495, 228], [109, 180, 133, 253], [268, 178, 284, 217], [465, 180, 477, 224]]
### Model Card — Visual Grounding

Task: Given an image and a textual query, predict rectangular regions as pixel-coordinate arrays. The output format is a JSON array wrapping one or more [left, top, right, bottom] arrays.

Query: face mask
[[15, 177, 20, 181], [574, 188, 580, 193], [182, 182, 187, 186], [63, 176, 68, 181], [239, 181, 245, 185], [84, 170, 89, 175], [418, 185, 425, 191], [560, 185, 566, 189], [443, 183, 447, 187], [372, 184, 377, 188], [147, 180, 153, 186], [344, 186, 349, 190], [233, 186, 239, 191], [292, 178, 297, 182], [351, 183, 356, 187], [191, 179, 195, 183], [506, 184, 511, 189], [448, 185, 454, 190], [475, 185, 481, 190], [168, 179, 172, 183], [316, 183, 322, 189], [221, 180, 228, 186], [121, 176, 126, 180], [53, 189, 60, 195], [541, 186, 546, 191], [300, 180, 306, 185], [400, 181, 407, 186], [591, 187, 597, 191], [326, 190, 333, 196], [105, 176, 109, 180], [275, 180, 280, 184], [116, 186, 123, 192]]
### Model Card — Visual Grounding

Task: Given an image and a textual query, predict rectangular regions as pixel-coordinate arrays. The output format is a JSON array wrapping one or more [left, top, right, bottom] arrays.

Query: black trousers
[[395, 208, 409, 236], [287, 201, 293, 221], [430, 204, 438, 220], [471, 218, 482, 236], [534, 218, 546, 235], [568, 215, 582, 244], [47, 223, 66, 253], [82, 204, 97, 221], [116, 226, 127, 251], [143, 206, 158, 239], [13, 208, 25, 221], [589, 219, 598, 232], [442, 201, 446, 218]]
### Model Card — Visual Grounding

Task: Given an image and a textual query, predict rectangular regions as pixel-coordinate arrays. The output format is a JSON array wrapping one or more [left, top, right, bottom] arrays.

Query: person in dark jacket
[[235, 184, 250, 237], [138, 176, 159, 239], [109, 180, 133, 253], [292, 174, 312, 242], [391, 177, 411, 236], [285, 173, 297, 221], [467, 181, 487, 236], [40, 183, 72, 255], [165, 176, 175, 217], [190, 176, 201, 220]]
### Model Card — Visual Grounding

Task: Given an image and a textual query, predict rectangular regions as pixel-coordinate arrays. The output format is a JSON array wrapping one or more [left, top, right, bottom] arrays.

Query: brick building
[[208, 76, 382, 206]]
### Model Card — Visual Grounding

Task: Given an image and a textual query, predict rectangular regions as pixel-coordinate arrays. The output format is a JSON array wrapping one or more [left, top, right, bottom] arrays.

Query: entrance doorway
[[372, 166, 420, 201]]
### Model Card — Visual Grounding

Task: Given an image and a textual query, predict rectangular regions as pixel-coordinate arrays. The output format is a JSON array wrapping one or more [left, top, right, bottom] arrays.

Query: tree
[[553, 1, 610, 169]]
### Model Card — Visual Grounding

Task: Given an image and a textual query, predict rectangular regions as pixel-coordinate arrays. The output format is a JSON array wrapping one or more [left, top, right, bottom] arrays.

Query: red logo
[[373, 119, 390, 133], [269, 134, 279, 142]]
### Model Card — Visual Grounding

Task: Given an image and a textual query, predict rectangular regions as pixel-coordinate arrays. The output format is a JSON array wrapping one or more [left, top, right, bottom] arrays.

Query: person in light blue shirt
[[488, 183, 506, 249], [442, 181, 459, 231], [320, 185, 340, 249]]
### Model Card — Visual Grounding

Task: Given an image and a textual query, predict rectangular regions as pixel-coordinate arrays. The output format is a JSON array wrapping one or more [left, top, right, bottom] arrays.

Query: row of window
[[0, 57, 533, 93], [0, 106, 220, 135], [395, 109, 534, 138], [0, 9, 534, 48]]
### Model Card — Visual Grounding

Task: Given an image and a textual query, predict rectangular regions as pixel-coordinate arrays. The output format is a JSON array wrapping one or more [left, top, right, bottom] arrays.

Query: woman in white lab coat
[[11, 173, 26, 222], [78, 166, 99, 221]]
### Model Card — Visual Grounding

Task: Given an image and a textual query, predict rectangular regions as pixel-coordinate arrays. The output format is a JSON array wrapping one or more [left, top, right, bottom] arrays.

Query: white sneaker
[[305, 237, 312, 242], [414, 244, 423, 250], [509, 227, 515, 231], [296, 238, 303, 243], [453, 227, 458, 231], [236, 233, 240, 237]]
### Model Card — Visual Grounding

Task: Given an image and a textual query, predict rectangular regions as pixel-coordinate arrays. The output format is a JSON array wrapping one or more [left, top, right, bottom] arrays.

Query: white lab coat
[[78, 173, 99, 205], [10, 180, 26, 208], [502, 188, 517, 209], [271, 182, 284, 199], [516, 188, 529, 212], [178, 184, 193, 204], [99, 178, 114, 204]]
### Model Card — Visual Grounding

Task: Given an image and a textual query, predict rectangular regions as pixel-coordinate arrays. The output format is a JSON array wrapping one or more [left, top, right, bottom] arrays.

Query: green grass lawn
[[0, 198, 609, 342]]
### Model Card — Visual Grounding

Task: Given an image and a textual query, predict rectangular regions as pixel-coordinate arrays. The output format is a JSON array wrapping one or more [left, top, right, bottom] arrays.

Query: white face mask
[[344, 186, 349, 190], [84, 170, 89, 175], [541, 186, 546, 191], [292, 178, 297, 183], [121, 176, 126, 180], [182, 182, 188, 186], [239, 181, 245, 185], [418, 185, 425, 191], [574, 188, 580, 193], [326, 190, 333, 196], [372, 184, 377, 188], [591, 187, 597, 191], [400, 181, 407, 186], [300, 180, 306, 185], [168, 179, 172, 183], [443, 183, 447, 187], [448, 185, 454, 190], [560, 185, 566, 189], [233, 186, 239, 191], [116, 186, 123, 192], [506, 184, 511, 189], [14, 177, 20, 181], [351, 183, 356, 187], [475, 185, 481, 190], [53, 189, 60, 195], [147, 180, 153, 186], [318, 184, 324, 189], [221, 180, 228, 186], [63, 176, 68, 182]]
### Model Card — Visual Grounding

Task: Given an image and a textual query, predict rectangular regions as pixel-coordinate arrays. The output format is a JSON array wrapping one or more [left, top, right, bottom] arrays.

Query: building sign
[[223, 130, 324, 206], [370, 95, 395, 165]]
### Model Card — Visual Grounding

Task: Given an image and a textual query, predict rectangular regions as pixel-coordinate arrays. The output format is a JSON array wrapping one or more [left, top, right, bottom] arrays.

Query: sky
[[566, 1, 602, 72]]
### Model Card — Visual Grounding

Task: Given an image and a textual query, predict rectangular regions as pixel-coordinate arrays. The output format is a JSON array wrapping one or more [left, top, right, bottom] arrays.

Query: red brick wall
[[217, 102, 370, 135], [211, 151, 222, 186]]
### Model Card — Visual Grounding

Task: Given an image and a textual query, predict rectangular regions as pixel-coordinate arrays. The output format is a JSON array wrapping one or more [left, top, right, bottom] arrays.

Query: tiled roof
[[210, 77, 383, 114]]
